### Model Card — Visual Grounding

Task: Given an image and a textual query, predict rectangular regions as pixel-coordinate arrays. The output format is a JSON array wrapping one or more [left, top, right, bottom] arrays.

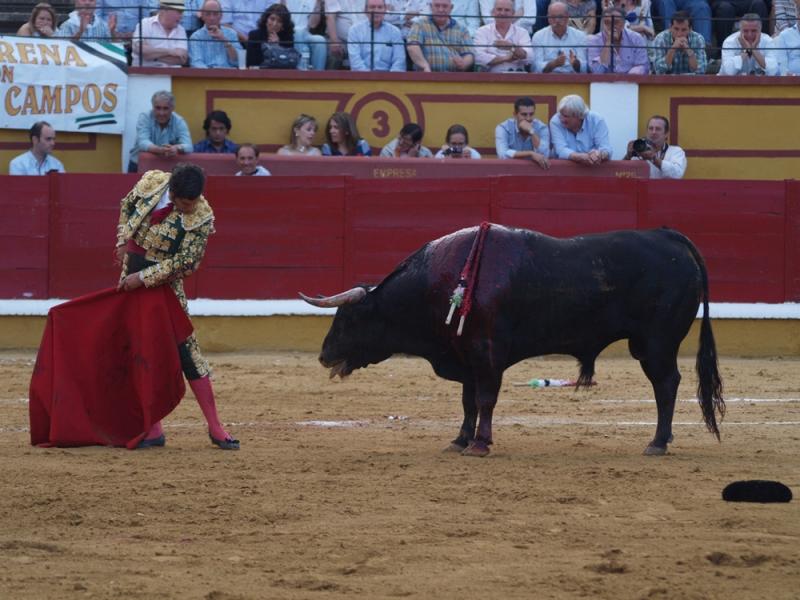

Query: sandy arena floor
[[1, 351, 799, 599]]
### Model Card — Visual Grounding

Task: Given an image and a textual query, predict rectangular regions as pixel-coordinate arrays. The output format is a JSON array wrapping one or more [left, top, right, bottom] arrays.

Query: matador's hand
[[117, 273, 144, 292]]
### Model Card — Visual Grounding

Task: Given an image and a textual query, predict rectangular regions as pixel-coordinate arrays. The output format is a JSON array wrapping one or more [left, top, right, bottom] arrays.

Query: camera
[[632, 138, 653, 155], [444, 146, 463, 156]]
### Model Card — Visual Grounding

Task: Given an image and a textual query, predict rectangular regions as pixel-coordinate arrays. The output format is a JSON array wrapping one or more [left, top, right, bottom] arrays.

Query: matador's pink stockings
[[143, 421, 163, 440], [188, 376, 232, 441]]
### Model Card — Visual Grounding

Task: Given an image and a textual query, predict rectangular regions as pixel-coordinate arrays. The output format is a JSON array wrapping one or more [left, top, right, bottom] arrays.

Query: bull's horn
[[298, 287, 367, 308]]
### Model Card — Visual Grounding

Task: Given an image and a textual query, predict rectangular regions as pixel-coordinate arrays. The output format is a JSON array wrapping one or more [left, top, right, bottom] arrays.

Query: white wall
[[589, 82, 639, 160]]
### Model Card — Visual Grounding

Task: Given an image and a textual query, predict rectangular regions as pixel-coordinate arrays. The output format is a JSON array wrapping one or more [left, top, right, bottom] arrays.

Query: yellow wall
[[171, 76, 591, 159]]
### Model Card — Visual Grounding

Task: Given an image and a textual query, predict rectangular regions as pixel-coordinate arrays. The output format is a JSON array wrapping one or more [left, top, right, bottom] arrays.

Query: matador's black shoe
[[136, 434, 166, 449], [209, 434, 240, 450]]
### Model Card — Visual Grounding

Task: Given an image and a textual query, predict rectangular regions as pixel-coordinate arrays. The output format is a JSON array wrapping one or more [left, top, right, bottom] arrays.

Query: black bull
[[301, 225, 725, 457]]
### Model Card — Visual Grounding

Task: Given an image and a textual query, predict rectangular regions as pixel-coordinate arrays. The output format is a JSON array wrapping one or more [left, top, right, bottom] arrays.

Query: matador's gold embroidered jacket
[[116, 170, 215, 294]]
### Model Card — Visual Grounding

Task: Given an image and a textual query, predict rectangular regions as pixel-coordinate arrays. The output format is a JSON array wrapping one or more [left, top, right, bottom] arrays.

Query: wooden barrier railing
[[137, 153, 651, 179]]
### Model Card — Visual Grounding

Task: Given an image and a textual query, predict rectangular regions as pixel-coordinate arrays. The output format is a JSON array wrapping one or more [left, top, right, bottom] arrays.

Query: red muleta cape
[[29, 286, 194, 449]]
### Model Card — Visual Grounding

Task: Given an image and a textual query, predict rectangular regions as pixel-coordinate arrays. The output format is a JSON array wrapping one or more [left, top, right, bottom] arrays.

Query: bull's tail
[[688, 239, 725, 440]]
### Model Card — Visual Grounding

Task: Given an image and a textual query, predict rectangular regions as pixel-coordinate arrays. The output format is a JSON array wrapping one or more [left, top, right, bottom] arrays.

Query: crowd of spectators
[[12, 0, 799, 74], [9, 90, 687, 179]]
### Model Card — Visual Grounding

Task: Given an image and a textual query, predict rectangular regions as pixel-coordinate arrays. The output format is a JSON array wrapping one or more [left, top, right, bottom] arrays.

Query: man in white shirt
[[9, 122, 66, 175], [474, 0, 533, 72], [132, 0, 189, 67], [623, 115, 686, 179], [235, 144, 271, 176], [531, 1, 587, 73], [718, 13, 778, 75], [776, 22, 800, 76], [479, 0, 537, 34]]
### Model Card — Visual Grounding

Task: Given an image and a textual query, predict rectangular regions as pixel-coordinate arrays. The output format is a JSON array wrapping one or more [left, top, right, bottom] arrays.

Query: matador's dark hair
[[170, 163, 206, 199]]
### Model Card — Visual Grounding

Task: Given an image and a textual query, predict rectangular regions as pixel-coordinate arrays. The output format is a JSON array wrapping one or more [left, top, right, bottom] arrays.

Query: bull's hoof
[[643, 443, 668, 456], [461, 441, 490, 457], [443, 442, 467, 453]]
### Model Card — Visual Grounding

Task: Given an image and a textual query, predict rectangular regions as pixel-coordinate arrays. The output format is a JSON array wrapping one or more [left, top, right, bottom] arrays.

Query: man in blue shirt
[[129, 90, 193, 172], [189, 0, 239, 68], [9, 122, 66, 175], [348, 0, 406, 71], [549, 94, 613, 166], [193, 110, 238, 153], [494, 96, 550, 168]]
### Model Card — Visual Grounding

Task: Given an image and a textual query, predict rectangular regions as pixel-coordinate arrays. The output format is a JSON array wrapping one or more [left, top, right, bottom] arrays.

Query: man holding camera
[[623, 115, 686, 179]]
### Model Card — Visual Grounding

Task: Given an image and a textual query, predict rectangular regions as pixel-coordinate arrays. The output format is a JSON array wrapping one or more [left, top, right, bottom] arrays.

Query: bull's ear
[[298, 287, 367, 308]]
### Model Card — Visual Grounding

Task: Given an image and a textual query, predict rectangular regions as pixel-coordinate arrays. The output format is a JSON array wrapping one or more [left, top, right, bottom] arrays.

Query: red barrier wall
[[2, 173, 797, 303]]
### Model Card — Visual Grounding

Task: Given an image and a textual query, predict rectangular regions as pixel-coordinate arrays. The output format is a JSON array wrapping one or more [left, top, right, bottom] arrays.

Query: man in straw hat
[[132, 0, 189, 67]]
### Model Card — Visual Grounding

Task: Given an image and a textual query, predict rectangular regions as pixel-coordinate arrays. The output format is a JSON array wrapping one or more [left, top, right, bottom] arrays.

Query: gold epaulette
[[181, 196, 214, 231], [135, 170, 171, 198]]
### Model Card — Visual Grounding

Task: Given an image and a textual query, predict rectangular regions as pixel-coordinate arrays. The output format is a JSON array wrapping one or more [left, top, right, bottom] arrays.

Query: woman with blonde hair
[[17, 2, 57, 37], [321, 112, 372, 156], [278, 114, 322, 156]]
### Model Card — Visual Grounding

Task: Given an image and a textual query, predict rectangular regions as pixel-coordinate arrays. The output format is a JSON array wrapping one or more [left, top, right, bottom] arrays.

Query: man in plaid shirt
[[407, 0, 475, 71], [652, 10, 708, 74]]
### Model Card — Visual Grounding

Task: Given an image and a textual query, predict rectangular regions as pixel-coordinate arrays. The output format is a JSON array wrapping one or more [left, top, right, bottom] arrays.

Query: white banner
[[0, 35, 128, 134]]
